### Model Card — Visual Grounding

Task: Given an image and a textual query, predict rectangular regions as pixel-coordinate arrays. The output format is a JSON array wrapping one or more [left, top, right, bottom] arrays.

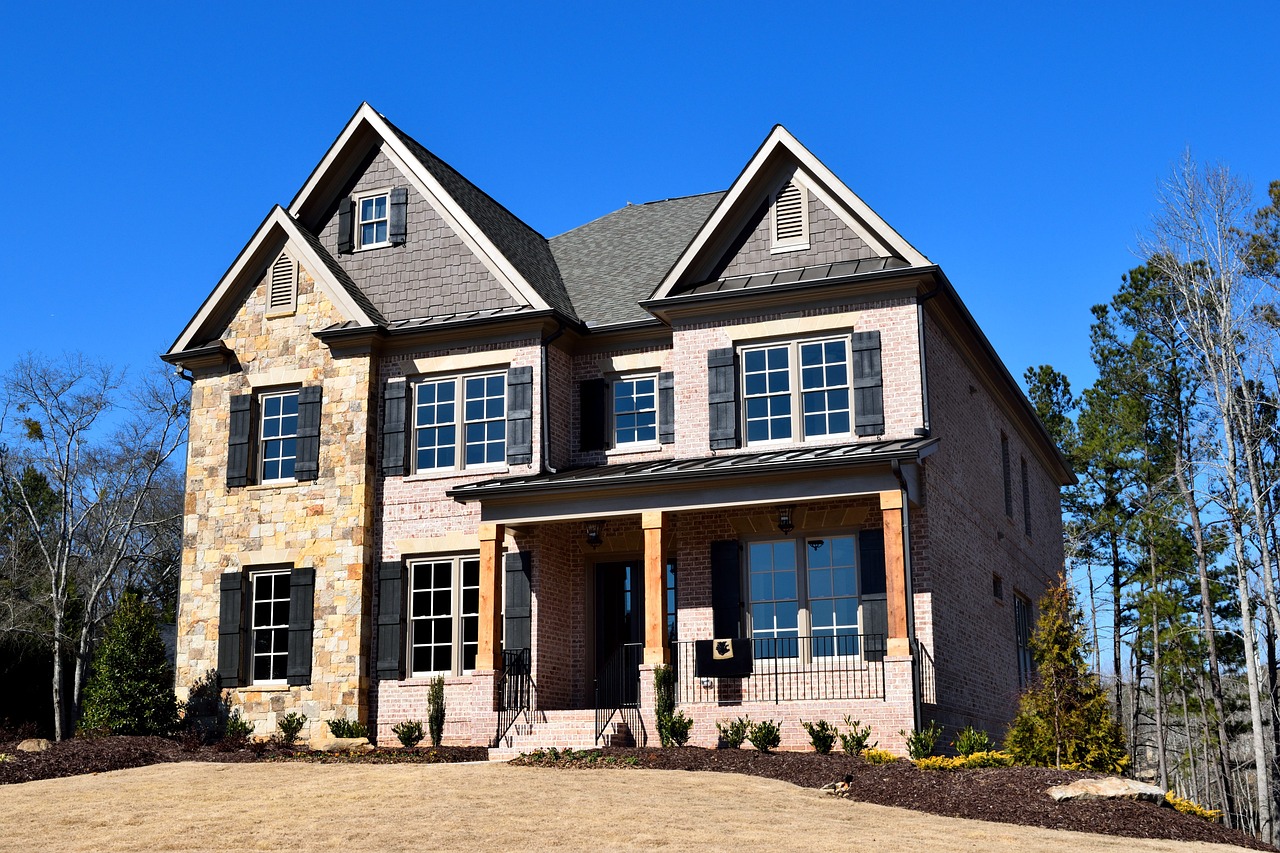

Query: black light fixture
[[776, 505, 795, 535], [584, 520, 606, 548]]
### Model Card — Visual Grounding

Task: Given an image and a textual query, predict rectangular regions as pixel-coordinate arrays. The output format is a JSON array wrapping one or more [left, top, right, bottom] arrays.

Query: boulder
[[16, 738, 51, 753], [1046, 777, 1166, 803], [315, 737, 374, 753]]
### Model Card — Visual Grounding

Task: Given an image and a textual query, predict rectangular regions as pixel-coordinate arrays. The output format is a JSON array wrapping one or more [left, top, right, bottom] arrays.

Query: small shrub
[[665, 711, 693, 747], [861, 747, 897, 765], [953, 725, 991, 757], [839, 716, 876, 755], [900, 720, 943, 760], [393, 719, 425, 748], [1165, 791, 1223, 822], [914, 755, 959, 771], [181, 670, 230, 744], [959, 750, 1013, 768], [747, 719, 781, 753], [427, 676, 446, 747], [654, 665, 677, 747], [327, 718, 369, 739], [801, 719, 838, 755], [79, 594, 180, 737], [717, 716, 750, 749], [225, 713, 254, 742], [915, 753, 1013, 771], [277, 712, 307, 746]]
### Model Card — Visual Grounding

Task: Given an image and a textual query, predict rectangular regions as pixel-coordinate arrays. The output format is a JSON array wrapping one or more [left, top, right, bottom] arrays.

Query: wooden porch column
[[476, 522, 505, 671], [642, 511, 670, 665], [879, 491, 911, 657]]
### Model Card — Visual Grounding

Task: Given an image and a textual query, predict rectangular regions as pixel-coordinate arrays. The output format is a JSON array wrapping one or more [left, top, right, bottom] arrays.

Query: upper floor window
[[408, 556, 480, 676], [356, 191, 390, 249], [613, 374, 658, 447], [742, 338, 850, 445], [771, 181, 809, 251], [260, 390, 299, 483], [414, 373, 506, 471]]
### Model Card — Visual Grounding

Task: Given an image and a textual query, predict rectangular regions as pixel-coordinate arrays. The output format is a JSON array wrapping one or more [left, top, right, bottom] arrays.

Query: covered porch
[[451, 438, 936, 751]]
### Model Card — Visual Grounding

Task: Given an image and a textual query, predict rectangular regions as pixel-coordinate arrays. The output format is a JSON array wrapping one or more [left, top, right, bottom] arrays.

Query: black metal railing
[[494, 648, 534, 747], [594, 642, 642, 744], [669, 634, 886, 705], [913, 638, 936, 706]]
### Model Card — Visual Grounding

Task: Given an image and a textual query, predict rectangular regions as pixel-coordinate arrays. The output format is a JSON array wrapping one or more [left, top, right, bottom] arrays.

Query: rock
[[16, 738, 51, 753], [1046, 777, 1166, 803], [315, 737, 373, 753]]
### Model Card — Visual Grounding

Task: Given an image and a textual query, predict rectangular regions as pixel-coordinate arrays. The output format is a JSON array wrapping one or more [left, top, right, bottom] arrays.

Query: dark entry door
[[595, 561, 643, 708]]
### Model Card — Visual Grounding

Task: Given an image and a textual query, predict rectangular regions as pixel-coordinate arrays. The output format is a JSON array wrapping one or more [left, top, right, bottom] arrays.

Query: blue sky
[[1, 2, 1277, 400]]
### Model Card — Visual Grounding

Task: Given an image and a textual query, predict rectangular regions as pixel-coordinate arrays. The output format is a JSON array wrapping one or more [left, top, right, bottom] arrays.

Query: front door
[[595, 561, 643, 708]]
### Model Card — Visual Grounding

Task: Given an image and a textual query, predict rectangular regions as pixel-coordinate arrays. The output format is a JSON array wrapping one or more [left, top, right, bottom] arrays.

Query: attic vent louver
[[269, 252, 297, 312], [772, 181, 808, 249]]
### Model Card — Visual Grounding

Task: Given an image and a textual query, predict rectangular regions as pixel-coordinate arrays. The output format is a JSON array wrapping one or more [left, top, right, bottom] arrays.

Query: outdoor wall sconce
[[776, 505, 795, 535], [584, 520, 606, 548]]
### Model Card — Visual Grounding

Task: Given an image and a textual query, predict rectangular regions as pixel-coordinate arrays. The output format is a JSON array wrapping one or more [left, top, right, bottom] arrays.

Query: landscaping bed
[[510, 746, 1273, 851], [0, 736, 485, 786]]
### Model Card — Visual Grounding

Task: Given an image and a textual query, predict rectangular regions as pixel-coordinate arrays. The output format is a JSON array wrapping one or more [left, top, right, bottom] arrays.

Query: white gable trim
[[652, 126, 929, 300], [288, 103, 550, 312], [167, 207, 375, 355]]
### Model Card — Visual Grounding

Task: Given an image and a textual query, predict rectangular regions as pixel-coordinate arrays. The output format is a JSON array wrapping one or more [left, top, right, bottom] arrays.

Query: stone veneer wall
[[175, 261, 376, 744]]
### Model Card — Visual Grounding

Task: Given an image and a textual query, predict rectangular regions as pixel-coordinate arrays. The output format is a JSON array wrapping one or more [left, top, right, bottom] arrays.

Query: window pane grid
[[260, 391, 299, 482], [748, 541, 799, 658], [413, 373, 506, 471], [410, 561, 454, 675], [807, 536, 859, 656], [463, 375, 505, 465], [251, 571, 290, 683], [460, 559, 479, 672], [415, 380, 457, 470], [358, 193, 389, 247], [614, 376, 657, 445], [743, 346, 792, 443], [799, 340, 851, 437]]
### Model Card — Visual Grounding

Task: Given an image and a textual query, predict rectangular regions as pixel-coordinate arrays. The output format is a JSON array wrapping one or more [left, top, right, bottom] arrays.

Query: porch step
[[489, 709, 636, 759]]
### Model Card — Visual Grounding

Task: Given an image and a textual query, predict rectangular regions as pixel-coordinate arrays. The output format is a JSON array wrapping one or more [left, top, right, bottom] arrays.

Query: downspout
[[540, 322, 566, 474], [915, 282, 941, 437], [891, 459, 920, 730]]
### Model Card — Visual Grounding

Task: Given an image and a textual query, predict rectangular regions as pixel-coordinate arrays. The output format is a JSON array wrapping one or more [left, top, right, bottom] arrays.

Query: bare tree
[[0, 355, 188, 740]]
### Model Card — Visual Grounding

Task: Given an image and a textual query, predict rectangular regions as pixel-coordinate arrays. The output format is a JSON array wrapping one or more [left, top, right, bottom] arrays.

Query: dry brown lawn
[[0, 761, 1251, 852]]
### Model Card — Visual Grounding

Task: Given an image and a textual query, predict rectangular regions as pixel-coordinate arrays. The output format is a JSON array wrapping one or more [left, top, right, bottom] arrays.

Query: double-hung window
[[260, 390, 299, 482], [414, 373, 505, 471], [613, 374, 658, 447], [250, 570, 291, 684], [742, 338, 850, 445], [408, 556, 480, 676], [1014, 593, 1033, 688], [746, 534, 879, 659], [356, 191, 390, 249]]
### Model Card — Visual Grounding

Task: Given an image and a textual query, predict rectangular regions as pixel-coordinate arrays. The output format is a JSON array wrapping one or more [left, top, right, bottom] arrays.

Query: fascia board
[[168, 207, 374, 354]]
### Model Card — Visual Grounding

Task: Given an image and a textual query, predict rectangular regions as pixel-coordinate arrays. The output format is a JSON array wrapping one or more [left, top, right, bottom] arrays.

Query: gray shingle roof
[[549, 192, 725, 327], [382, 117, 578, 321], [672, 257, 911, 297]]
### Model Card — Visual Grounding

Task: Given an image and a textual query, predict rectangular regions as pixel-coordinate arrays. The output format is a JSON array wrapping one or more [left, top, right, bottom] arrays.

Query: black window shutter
[[286, 567, 315, 685], [658, 371, 675, 445], [506, 366, 533, 466], [851, 330, 885, 436], [707, 349, 739, 449], [294, 386, 323, 481], [226, 394, 254, 487], [389, 187, 408, 245], [579, 378, 607, 452], [218, 572, 246, 689], [337, 197, 353, 254], [376, 561, 407, 680], [382, 379, 408, 477], [503, 551, 532, 652], [710, 539, 742, 638], [858, 528, 887, 595]]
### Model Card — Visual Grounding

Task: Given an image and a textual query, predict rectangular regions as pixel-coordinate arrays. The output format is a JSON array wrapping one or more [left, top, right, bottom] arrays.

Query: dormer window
[[771, 180, 809, 252], [356, 190, 390, 249]]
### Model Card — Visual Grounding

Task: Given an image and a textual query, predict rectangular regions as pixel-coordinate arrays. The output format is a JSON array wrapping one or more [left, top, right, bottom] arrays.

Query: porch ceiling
[[447, 436, 938, 523]]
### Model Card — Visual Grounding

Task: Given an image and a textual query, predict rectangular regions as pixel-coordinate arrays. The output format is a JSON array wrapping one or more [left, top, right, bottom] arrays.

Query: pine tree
[[1005, 576, 1128, 772], [78, 593, 178, 736]]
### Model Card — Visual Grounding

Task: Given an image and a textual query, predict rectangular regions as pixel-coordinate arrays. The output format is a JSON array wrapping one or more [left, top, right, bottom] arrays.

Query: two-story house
[[163, 104, 1072, 754]]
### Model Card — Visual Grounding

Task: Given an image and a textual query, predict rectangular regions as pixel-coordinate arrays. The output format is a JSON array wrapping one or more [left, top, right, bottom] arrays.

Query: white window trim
[[250, 569, 291, 686], [412, 371, 507, 473], [610, 372, 661, 451], [770, 180, 810, 253], [259, 389, 300, 485], [740, 335, 853, 448], [407, 555, 480, 677], [743, 533, 878, 664], [354, 188, 392, 251]]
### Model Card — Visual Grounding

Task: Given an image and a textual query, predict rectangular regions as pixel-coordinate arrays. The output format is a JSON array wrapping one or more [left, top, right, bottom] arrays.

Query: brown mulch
[[0, 736, 486, 786], [509, 747, 1273, 851]]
